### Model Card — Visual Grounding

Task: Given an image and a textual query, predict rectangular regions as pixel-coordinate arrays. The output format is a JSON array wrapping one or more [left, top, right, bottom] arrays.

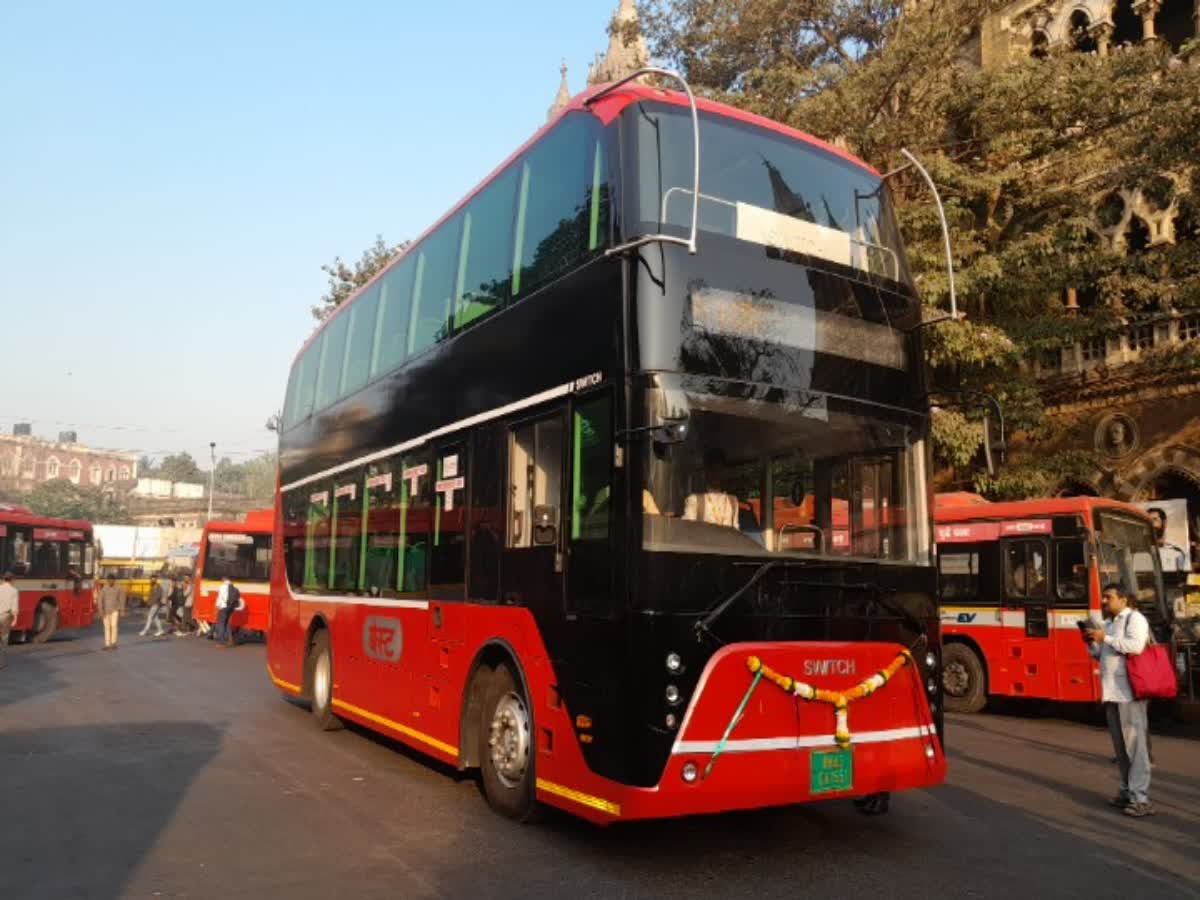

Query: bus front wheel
[[942, 643, 986, 713], [307, 630, 343, 732], [479, 663, 540, 822], [30, 601, 58, 644]]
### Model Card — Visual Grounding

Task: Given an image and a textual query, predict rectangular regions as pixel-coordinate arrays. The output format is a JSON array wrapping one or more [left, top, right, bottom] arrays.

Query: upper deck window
[[626, 102, 911, 287]]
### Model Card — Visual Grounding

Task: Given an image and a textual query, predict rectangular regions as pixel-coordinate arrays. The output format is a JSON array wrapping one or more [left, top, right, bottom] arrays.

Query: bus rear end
[[195, 511, 274, 633]]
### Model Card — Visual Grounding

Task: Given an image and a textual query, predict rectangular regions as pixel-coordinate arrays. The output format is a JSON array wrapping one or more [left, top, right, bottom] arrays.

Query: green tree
[[312, 235, 409, 322], [27, 479, 131, 523], [138, 455, 158, 476], [241, 453, 278, 503], [158, 452, 205, 484], [642, 2, 1200, 497]]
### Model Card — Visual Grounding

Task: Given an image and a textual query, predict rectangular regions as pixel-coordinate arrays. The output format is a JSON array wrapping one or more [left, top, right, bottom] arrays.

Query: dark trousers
[[216, 606, 236, 644]]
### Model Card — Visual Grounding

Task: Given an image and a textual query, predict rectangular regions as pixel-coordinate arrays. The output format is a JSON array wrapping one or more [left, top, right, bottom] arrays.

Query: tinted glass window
[[314, 311, 350, 411], [330, 477, 362, 592], [430, 445, 466, 591], [455, 170, 517, 330], [939, 550, 980, 602], [1056, 540, 1088, 606], [1005, 540, 1048, 599], [341, 285, 380, 397], [409, 219, 462, 357], [304, 487, 331, 590], [512, 116, 606, 298], [283, 490, 307, 588], [572, 395, 612, 542], [371, 256, 416, 378], [509, 417, 564, 548], [286, 333, 323, 429], [203, 533, 272, 582]]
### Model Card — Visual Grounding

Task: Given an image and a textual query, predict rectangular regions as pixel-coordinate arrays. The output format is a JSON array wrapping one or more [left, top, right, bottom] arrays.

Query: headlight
[[665, 713, 678, 729], [666, 652, 683, 673], [665, 684, 681, 705], [681, 761, 699, 783], [926, 678, 938, 695], [925, 652, 937, 669]]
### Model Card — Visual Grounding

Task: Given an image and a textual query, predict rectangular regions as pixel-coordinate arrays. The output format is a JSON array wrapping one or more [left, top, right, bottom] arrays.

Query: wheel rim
[[943, 660, 970, 698], [488, 691, 531, 789], [313, 652, 331, 709]]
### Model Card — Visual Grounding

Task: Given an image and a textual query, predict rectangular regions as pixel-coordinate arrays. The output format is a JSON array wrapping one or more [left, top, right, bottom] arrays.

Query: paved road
[[3, 622, 1199, 900]]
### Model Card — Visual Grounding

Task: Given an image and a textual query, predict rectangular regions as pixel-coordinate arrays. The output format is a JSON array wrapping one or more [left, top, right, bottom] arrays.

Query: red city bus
[[268, 75, 946, 824], [935, 495, 1176, 712], [0, 504, 96, 642], [194, 509, 273, 635]]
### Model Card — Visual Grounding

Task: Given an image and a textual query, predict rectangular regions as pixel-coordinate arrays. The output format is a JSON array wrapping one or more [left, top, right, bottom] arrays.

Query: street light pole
[[207, 441, 216, 522]]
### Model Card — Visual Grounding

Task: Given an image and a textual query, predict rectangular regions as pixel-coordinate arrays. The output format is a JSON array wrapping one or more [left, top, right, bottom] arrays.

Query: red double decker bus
[[194, 509, 274, 635], [1, 504, 96, 642], [268, 72, 945, 823], [935, 495, 1179, 711]]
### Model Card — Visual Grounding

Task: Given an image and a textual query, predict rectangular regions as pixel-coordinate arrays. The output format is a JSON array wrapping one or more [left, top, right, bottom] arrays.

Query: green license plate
[[810, 749, 854, 794]]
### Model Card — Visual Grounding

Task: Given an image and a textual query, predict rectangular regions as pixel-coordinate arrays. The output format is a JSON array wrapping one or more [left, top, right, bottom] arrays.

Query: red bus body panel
[[268, 586, 944, 824]]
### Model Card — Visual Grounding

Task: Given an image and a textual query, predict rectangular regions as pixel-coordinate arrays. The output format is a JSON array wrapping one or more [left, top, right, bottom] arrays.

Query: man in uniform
[[95, 576, 125, 650]]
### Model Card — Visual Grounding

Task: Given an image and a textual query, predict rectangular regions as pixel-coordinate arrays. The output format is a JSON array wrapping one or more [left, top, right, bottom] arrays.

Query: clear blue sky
[[0, 0, 624, 466]]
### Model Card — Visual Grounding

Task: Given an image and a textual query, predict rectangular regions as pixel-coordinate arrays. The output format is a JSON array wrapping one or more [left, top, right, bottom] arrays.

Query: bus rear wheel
[[942, 643, 986, 713], [30, 601, 58, 644], [479, 663, 540, 822], [307, 630, 343, 732]]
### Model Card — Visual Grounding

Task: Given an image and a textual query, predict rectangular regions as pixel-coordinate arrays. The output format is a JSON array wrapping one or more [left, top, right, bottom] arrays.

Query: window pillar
[[1094, 21, 1115, 55], [1134, 0, 1162, 40]]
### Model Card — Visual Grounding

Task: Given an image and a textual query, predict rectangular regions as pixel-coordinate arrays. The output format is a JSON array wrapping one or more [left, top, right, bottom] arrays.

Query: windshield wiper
[[693, 561, 928, 649]]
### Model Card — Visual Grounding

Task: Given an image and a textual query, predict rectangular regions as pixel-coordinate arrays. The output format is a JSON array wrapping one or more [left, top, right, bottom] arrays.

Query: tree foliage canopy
[[27, 479, 131, 523], [642, 0, 1200, 496], [312, 235, 408, 322]]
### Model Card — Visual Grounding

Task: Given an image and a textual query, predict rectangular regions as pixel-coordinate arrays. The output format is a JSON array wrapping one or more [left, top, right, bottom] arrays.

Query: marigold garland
[[746, 649, 914, 749]]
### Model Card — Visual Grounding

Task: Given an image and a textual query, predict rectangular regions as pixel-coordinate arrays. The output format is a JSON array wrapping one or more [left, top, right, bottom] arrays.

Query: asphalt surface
[[3, 621, 1199, 900]]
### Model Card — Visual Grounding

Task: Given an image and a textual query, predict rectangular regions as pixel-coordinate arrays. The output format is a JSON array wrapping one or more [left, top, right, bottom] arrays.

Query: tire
[[478, 663, 540, 822], [942, 643, 987, 713], [307, 630, 343, 731], [30, 602, 59, 644]]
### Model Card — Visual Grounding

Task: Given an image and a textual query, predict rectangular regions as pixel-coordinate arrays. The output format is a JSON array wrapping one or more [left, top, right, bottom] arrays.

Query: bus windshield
[[1094, 510, 1164, 611], [203, 533, 272, 582], [627, 101, 912, 287], [640, 377, 930, 564]]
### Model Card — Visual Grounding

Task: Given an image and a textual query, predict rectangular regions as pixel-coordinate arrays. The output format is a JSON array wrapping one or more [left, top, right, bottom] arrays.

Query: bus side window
[[304, 485, 332, 591], [330, 471, 363, 592], [938, 547, 979, 602], [468, 426, 504, 604], [1054, 540, 1088, 607], [429, 444, 466, 598], [508, 416, 564, 549], [1005, 540, 1048, 600], [283, 490, 308, 590]]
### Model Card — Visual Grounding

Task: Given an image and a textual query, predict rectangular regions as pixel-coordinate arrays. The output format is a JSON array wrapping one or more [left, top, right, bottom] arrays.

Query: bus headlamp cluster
[[926, 678, 938, 696], [925, 652, 937, 669], [681, 762, 699, 783], [665, 684, 682, 705], [666, 652, 683, 674], [665, 713, 678, 729]]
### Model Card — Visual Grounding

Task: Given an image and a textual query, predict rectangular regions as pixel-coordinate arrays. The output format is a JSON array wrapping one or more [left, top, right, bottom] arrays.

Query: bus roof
[[935, 495, 1150, 525], [292, 82, 881, 366], [204, 509, 273, 536], [0, 508, 92, 532]]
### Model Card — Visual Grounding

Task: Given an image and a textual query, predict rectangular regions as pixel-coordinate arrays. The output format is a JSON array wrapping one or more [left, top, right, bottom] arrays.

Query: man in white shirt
[[0, 572, 20, 669], [1087, 584, 1153, 817]]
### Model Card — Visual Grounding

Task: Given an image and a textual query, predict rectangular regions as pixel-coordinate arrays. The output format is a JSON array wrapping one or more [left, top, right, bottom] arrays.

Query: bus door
[[1051, 536, 1096, 702], [1002, 537, 1055, 699], [501, 411, 566, 619]]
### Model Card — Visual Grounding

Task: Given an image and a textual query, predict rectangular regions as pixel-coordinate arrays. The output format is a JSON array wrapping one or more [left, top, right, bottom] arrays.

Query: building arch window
[[119, 465, 131, 481], [90, 464, 102, 484], [106, 467, 116, 482], [1112, 0, 1142, 46], [1069, 10, 1098, 53], [46, 457, 60, 479], [68, 459, 82, 483]]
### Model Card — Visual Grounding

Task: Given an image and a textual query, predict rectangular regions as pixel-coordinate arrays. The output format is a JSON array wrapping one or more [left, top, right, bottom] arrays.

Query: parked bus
[[194, 509, 273, 635], [268, 74, 945, 824], [0, 504, 95, 642], [935, 495, 1182, 712]]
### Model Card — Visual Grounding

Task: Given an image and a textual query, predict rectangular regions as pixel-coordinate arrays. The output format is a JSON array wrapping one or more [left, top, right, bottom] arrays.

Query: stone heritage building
[[0, 428, 140, 492], [969, 1, 1200, 533]]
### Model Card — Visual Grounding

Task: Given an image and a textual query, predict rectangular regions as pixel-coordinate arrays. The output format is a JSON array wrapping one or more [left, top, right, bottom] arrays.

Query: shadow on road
[[0, 650, 69, 710], [0, 721, 224, 900]]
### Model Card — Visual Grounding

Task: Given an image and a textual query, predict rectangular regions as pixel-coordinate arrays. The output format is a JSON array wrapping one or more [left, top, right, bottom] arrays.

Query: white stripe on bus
[[673, 725, 934, 755], [286, 585, 430, 611], [280, 380, 577, 493]]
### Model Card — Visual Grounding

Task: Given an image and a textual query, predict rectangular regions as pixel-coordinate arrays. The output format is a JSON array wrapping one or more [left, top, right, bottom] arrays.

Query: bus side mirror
[[653, 414, 690, 446]]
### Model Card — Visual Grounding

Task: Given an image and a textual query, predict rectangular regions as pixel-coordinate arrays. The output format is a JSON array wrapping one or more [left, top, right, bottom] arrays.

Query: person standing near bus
[[139, 575, 166, 638], [0, 572, 19, 669], [95, 576, 125, 650], [213, 576, 242, 647], [1086, 584, 1153, 817]]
